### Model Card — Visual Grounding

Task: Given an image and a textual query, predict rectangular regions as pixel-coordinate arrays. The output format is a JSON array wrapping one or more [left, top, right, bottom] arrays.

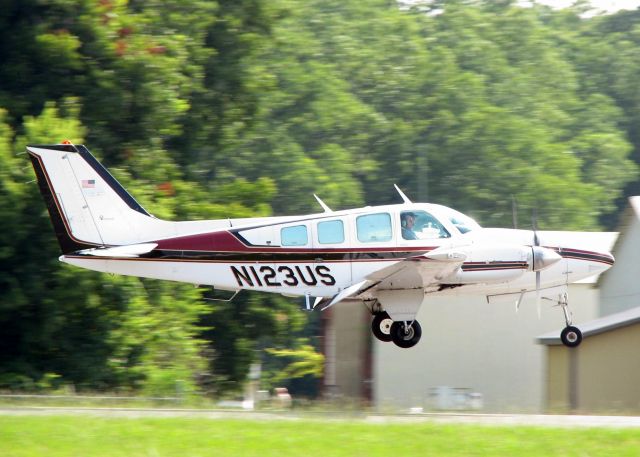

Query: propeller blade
[[536, 270, 541, 319], [532, 207, 540, 246], [532, 208, 541, 318]]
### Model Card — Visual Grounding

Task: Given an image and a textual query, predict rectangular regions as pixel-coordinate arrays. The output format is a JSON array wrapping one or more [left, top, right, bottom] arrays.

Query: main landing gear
[[371, 311, 422, 348], [558, 292, 582, 348], [371, 311, 393, 342]]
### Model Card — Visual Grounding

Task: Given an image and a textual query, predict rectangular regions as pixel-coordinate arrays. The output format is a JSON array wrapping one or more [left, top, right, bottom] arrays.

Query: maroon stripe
[[155, 230, 438, 254]]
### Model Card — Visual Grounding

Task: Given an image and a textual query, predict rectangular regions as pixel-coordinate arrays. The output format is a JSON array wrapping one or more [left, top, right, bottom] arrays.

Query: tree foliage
[[0, 0, 639, 396]]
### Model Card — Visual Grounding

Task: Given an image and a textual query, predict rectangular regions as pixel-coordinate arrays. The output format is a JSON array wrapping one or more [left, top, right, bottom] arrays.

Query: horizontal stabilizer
[[78, 243, 158, 258]]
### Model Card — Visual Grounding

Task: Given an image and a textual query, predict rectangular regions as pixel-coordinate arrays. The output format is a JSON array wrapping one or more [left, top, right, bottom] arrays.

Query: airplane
[[27, 142, 615, 349]]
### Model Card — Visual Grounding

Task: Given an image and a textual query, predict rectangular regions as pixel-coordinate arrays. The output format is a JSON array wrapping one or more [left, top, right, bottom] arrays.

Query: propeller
[[533, 209, 540, 316], [533, 223, 542, 318], [530, 210, 562, 317]]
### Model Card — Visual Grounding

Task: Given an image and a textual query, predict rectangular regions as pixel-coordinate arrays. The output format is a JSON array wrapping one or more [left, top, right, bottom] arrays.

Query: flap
[[316, 280, 372, 311], [365, 249, 465, 291]]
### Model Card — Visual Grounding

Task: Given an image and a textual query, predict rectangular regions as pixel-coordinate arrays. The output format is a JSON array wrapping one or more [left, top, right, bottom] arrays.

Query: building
[[538, 306, 640, 413], [322, 230, 618, 412], [599, 197, 640, 316], [322, 303, 372, 403], [537, 196, 640, 413], [372, 279, 604, 413]]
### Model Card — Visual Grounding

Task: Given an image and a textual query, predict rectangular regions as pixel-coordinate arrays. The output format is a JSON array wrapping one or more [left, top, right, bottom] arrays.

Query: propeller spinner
[[530, 228, 562, 317]]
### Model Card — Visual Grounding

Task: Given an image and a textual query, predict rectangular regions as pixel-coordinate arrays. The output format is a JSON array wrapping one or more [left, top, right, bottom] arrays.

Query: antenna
[[394, 184, 413, 204], [314, 194, 332, 213]]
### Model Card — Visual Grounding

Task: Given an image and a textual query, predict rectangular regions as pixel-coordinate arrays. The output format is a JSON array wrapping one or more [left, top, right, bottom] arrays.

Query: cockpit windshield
[[437, 207, 481, 234]]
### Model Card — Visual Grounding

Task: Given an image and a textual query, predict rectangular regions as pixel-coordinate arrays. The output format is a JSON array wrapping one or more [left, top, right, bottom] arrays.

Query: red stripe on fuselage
[[154, 229, 438, 254]]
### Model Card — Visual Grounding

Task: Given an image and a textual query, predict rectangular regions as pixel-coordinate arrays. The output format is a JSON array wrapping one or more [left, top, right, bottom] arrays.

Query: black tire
[[371, 312, 393, 342], [390, 320, 422, 348], [560, 326, 582, 348]]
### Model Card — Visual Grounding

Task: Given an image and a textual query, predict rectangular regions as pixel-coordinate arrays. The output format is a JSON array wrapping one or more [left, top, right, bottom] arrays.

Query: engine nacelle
[[438, 243, 561, 284]]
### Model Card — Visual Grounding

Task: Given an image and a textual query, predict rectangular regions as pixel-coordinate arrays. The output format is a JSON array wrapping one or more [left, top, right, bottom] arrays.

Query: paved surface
[[2, 407, 640, 428]]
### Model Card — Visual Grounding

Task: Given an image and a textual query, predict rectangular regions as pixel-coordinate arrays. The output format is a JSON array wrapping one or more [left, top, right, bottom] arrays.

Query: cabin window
[[318, 220, 345, 244], [400, 210, 450, 240], [281, 225, 308, 246], [444, 209, 481, 234], [356, 213, 392, 243]]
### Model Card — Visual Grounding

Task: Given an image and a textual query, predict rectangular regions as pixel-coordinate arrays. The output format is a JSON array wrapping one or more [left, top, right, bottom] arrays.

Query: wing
[[315, 247, 466, 310], [364, 249, 464, 292]]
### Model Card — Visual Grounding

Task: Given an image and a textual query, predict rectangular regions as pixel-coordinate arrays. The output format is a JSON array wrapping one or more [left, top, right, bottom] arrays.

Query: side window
[[357, 213, 392, 243], [281, 225, 308, 246], [318, 220, 345, 244], [400, 210, 450, 240]]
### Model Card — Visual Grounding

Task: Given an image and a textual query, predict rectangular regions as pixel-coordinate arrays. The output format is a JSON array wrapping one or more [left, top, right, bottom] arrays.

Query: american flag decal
[[81, 179, 95, 188]]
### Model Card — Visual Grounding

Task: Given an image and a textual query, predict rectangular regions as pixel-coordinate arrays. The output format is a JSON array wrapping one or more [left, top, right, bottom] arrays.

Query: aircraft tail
[[27, 143, 157, 254]]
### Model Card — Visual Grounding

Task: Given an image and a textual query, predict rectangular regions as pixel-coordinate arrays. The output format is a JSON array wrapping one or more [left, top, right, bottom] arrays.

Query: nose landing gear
[[561, 325, 582, 347], [558, 292, 583, 348]]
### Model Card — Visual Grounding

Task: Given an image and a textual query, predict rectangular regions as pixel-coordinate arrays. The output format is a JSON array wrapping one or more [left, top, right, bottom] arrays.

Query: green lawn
[[1, 415, 639, 457]]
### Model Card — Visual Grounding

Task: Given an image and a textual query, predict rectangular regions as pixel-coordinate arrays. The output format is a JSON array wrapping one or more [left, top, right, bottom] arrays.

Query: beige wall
[[323, 301, 370, 401], [600, 217, 640, 316], [545, 345, 571, 411], [545, 323, 640, 413], [374, 284, 599, 413]]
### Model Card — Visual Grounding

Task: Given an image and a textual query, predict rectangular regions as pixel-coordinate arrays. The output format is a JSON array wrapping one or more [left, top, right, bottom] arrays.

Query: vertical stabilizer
[[27, 144, 154, 254]]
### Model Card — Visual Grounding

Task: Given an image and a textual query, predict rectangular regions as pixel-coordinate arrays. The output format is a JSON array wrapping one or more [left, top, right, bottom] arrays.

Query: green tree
[[2, 102, 210, 395], [562, 8, 640, 225], [264, 339, 324, 392], [2, 0, 638, 398]]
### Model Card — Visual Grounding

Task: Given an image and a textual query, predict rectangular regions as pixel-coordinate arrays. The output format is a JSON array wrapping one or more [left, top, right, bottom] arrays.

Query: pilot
[[401, 212, 418, 240]]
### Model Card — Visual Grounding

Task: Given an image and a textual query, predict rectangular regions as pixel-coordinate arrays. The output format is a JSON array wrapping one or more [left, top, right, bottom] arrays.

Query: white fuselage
[[61, 204, 615, 300]]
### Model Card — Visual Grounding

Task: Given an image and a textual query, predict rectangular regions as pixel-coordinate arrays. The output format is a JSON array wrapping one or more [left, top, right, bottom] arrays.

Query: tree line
[[0, 0, 638, 397]]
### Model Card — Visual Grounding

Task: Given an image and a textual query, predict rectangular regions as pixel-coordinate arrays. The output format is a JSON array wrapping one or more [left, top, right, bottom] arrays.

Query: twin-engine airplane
[[28, 143, 615, 349]]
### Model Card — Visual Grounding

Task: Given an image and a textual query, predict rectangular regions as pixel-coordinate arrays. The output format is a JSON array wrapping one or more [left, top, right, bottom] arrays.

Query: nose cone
[[593, 251, 615, 272], [605, 252, 615, 266], [531, 246, 562, 271]]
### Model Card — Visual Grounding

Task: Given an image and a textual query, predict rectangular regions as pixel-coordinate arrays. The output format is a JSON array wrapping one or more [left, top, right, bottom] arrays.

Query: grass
[[1, 415, 640, 457]]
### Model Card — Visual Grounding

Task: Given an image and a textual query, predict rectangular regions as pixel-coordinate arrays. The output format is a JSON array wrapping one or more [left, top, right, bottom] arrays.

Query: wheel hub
[[380, 318, 392, 335], [389, 320, 422, 349], [401, 324, 415, 340]]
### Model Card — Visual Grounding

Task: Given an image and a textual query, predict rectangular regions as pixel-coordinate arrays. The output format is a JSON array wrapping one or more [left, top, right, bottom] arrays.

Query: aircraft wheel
[[390, 320, 422, 349], [371, 312, 393, 342], [561, 326, 582, 348]]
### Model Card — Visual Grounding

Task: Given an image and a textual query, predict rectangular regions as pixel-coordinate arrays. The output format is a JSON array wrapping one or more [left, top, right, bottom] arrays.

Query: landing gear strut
[[558, 292, 582, 348]]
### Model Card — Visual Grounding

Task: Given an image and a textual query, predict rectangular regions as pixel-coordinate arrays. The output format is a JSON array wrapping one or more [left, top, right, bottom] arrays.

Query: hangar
[[538, 306, 640, 413], [537, 196, 640, 413]]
